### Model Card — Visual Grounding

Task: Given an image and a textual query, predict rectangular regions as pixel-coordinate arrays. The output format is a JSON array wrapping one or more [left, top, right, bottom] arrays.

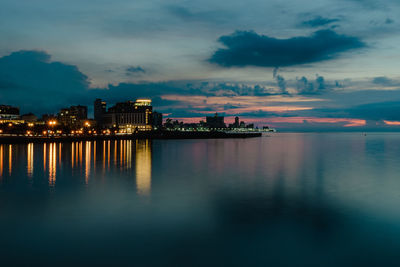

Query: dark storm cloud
[[209, 29, 366, 67], [301, 16, 340, 28], [0, 50, 90, 114]]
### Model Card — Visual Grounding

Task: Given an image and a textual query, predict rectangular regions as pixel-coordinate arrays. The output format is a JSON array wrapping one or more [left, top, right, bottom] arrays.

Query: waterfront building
[[21, 113, 38, 122], [101, 99, 153, 132], [234, 116, 239, 128], [229, 116, 240, 128], [152, 111, 163, 129], [0, 105, 21, 122], [206, 113, 226, 128], [94, 99, 107, 125], [41, 114, 57, 122], [58, 105, 88, 128]]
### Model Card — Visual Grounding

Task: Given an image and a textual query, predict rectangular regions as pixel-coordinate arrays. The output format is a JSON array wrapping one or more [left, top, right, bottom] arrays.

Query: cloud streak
[[301, 16, 340, 28]]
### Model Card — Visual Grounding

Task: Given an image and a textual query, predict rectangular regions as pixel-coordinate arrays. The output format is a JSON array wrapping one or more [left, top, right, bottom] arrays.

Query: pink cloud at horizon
[[383, 120, 400, 126]]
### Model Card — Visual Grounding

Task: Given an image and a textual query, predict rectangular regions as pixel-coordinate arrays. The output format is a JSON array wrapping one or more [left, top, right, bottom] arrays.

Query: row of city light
[[3, 120, 91, 127]]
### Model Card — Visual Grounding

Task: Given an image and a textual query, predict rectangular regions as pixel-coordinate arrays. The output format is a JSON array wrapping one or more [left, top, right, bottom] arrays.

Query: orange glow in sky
[[166, 116, 366, 127], [384, 120, 400, 126]]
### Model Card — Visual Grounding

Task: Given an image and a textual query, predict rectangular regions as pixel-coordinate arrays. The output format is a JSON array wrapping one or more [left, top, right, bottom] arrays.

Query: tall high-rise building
[[94, 99, 107, 125]]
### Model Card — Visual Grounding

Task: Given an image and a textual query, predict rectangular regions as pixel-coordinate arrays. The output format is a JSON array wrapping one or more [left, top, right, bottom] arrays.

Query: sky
[[1, 0, 400, 130]]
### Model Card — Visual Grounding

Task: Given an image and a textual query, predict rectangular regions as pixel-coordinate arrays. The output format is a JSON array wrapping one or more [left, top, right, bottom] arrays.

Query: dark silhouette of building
[[94, 99, 107, 124], [102, 99, 153, 132], [152, 111, 163, 128], [21, 113, 38, 122], [41, 114, 57, 123], [58, 105, 88, 128], [0, 105, 20, 120], [234, 116, 239, 127], [206, 113, 226, 128], [0, 105, 24, 125], [229, 116, 240, 128]]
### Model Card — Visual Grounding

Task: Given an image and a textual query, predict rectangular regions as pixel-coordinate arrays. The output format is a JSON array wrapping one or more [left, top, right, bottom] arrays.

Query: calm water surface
[[1, 133, 400, 266]]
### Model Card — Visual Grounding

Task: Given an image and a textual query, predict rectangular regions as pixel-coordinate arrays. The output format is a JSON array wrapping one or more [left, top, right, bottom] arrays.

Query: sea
[[1, 133, 400, 266]]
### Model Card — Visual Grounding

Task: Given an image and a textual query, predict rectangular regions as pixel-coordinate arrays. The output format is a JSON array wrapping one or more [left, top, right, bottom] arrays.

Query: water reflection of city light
[[49, 143, 56, 187], [71, 142, 75, 168], [27, 143, 34, 178], [127, 140, 132, 169], [114, 140, 117, 167], [79, 142, 83, 167], [93, 141, 96, 172], [0, 140, 154, 191], [107, 141, 110, 169], [8, 144, 12, 176], [135, 139, 152, 196], [0, 145, 3, 178], [59, 143, 62, 166], [120, 140, 123, 169], [43, 143, 46, 171], [85, 141, 91, 184]]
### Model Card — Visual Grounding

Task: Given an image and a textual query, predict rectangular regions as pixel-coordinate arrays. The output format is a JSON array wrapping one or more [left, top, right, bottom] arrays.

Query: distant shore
[[0, 131, 262, 144]]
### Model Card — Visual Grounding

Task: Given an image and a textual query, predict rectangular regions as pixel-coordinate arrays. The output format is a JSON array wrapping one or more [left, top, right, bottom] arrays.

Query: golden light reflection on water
[[0, 145, 3, 178], [0, 140, 152, 194], [85, 141, 91, 184], [114, 140, 117, 165], [59, 143, 62, 166], [71, 142, 74, 168], [43, 143, 46, 171], [127, 140, 132, 169], [120, 140, 123, 170], [27, 143, 34, 178], [79, 142, 83, 167], [8, 145, 12, 176], [108, 141, 110, 169], [135, 140, 152, 196], [93, 141, 96, 172], [48, 143, 56, 187]]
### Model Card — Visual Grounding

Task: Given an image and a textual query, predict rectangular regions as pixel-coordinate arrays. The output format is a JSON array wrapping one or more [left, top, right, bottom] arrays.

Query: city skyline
[[1, 0, 400, 130]]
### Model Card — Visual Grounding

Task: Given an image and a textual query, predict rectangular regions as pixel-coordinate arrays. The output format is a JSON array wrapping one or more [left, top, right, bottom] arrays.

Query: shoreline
[[0, 131, 262, 144]]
